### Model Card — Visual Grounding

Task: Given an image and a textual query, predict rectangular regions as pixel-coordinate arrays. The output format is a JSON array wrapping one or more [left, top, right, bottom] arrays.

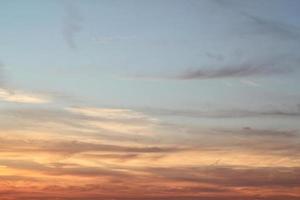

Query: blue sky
[[1, 0, 299, 126]]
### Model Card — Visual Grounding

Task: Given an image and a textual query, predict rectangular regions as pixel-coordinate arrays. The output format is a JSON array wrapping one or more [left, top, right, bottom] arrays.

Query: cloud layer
[[0, 105, 299, 199]]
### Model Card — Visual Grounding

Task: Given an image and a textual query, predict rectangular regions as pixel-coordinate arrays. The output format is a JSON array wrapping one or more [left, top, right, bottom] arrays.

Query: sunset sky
[[0, 0, 300, 199]]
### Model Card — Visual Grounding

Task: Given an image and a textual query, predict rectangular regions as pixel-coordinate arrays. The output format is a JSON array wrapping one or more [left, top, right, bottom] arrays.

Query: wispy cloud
[[0, 137, 183, 155], [62, 1, 82, 49], [141, 104, 300, 119], [66, 106, 156, 121], [0, 60, 11, 89], [174, 63, 292, 80], [94, 36, 136, 45], [0, 60, 52, 104], [65, 106, 158, 135], [130, 56, 296, 81], [240, 79, 260, 87], [214, 0, 300, 40], [0, 61, 5, 87], [145, 165, 300, 187], [0, 88, 51, 104], [242, 13, 300, 40]]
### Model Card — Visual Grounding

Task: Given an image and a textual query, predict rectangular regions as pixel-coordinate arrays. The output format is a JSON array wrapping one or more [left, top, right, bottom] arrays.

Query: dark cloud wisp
[[62, 1, 82, 49], [173, 63, 293, 80]]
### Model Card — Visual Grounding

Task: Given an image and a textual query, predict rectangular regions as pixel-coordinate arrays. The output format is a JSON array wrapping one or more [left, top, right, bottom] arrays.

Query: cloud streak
[[62, 1, 82, 49], [141, 105, 300, 119], [0, 61, 51, 104], [0, 137, 184, 155], [173, 62, 293, 80], [131, 56, 296, 81], [213, 0, 300, 40], [0, 88, 50, 104], [0, 61, 6, 87], [144, 165, 300, 188], [243, 13, 300, 40]]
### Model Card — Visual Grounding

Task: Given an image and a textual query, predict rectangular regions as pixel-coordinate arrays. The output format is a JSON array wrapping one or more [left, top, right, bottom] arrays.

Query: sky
[[0, 0, 300, 199]]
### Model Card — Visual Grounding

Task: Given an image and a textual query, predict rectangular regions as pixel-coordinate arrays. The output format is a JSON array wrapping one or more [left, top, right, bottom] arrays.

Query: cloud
[[127, 1, 299, 82], [235, 127, 296, 137], [173, 62, 292, 80], [131, 55, 296, 81], [145, 165, 300, 188], [0, 159, 127, 178], [0, 88, 50, 104], [0, 137, 184, 155], [1, 157, 299, 199], [94, 36, 136, 45], [65, 106, 158, 135], [0, 61, 53, 104], [0, 107, 159, 145], [141, 105, 300, 119], [66, 106, 156, 121], [1, 106, 299, 158], [241, 12, 300, 40], [214, 0, 300, 40], [0, 105, 299, 200], [240, 79, 260, 87], [62, 1, 82, 49], [0, 61, 5, 87]]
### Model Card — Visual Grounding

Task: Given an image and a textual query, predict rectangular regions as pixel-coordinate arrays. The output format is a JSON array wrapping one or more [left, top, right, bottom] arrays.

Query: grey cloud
[[205, 52, 224, 61], [0, 159, 126, 178], [141, 105, 300, 119], [239, 127, 296, 137], [145, 165, 300, 187], [94, 36, 136, 45], [242, 13, 300, 40], [0, 137, 184, 155], [82, 153, 140, 160], [214, 0, 300, 40], [133, 56, 296, 80], [0, 61, 4, 86], [81, 153, 163, 162], [174, 62, 293, 80], [0, 61, 8, 88], [62, 1, 82, 49]]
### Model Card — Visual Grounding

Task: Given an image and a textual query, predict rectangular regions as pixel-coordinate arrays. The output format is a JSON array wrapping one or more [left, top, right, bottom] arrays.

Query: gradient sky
[[0, 0, 300, 200]]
